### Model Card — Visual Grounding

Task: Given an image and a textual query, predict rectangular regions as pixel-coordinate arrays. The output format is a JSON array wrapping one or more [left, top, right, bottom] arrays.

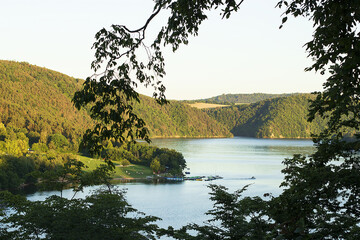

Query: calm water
[[28, 137, 314, 230]]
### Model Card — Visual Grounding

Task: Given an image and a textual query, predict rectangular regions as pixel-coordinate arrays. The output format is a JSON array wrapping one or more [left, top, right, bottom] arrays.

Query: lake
[[27, 137, 314, 230]]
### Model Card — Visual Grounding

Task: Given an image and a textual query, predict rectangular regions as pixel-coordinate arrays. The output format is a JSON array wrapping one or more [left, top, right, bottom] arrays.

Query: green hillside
[[134, 95, 231, 138], [187, 93, 293, 105], [205, 94, 328, 138], [0, 60, 231, 140], [0, 60, 93, 145]]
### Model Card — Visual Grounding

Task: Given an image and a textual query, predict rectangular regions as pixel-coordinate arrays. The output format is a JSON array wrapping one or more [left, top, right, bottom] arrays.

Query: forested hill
[[205, 94, 328, 138], [0, 60, 93, 145], [0, 60, 231, 140], [187, 93, 293, 105], [134, 95, 231, 138]]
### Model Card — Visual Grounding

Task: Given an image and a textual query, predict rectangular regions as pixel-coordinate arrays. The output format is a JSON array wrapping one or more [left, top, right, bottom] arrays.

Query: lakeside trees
[[0, 123, 187, 193]]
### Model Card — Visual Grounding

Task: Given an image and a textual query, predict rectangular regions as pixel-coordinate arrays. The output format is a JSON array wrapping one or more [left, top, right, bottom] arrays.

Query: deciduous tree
[[72, 0, 244, 154]]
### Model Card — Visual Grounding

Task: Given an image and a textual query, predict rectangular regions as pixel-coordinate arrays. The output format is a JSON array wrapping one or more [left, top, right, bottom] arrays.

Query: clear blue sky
[[1, 0, 325, 100]]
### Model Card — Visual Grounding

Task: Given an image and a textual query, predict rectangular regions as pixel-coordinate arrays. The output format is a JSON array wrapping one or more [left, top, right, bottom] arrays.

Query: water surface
[[28, 137, 314, 229]]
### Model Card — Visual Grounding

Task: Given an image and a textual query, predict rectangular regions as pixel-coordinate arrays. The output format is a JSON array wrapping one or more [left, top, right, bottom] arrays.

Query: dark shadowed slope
[[205, 94, 327, 138]]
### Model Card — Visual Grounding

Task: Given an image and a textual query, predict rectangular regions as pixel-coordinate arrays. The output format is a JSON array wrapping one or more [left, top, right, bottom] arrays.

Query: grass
[[77, 155, 154, 179], [113, 164, 153, 179], [188, 102, 229, 109], [77, 155, 102, 170]]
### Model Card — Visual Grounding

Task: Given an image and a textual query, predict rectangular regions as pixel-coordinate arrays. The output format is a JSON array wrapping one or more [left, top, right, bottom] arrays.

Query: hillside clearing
[[188, 102, 229, 109]]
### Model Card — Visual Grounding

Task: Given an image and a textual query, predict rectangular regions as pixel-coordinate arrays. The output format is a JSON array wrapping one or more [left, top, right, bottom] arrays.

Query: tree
[[169, 184, 273, 240], [72, 0, 244, 154], [0, 188, 162, 240], [0, 122, 6, 141], [47, 133, 70, 151], [5, 139, 29, 157], [270, 1, 360, 238], [150, 157, 161, 173], [171, 1, 360, 239]]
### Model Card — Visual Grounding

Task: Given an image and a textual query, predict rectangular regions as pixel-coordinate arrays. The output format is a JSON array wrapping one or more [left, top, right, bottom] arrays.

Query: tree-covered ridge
[[206, 94, 327, 138], [186, 93, 293, 105], [133, 95, 232, 138], [0, 60, 93, 146], [0, 60, 231, 140]]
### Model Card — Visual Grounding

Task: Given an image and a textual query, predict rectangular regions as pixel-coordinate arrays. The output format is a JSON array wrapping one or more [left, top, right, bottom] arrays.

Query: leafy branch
[[73, 0, 245, 155]]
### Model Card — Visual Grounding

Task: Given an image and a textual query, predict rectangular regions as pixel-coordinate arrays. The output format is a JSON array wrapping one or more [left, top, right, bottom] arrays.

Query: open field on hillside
[[188, 102, 229, 109]]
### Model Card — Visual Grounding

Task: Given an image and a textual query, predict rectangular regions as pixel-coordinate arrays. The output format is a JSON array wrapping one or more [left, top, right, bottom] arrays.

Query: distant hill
[[187, 93, 293, 105], [0, 60, 231, 141], [134, 95, 231, 138], [187, 102, 229, 109], [205, 94, 327, 138]]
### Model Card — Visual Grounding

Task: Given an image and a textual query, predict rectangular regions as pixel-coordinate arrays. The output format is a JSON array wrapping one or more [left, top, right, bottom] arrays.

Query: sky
[[0, 0, 326, 100]]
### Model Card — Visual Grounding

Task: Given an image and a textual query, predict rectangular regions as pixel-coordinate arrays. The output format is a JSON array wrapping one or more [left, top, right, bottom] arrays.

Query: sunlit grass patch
[[113, 164, 153, 179], [77, 155, 153, 179]]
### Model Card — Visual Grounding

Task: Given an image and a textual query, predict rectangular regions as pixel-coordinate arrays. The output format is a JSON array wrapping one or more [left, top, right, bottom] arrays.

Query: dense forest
[[186, 93, 293, 105], [0, 60, 93, 149], [134, 95, 231, 138], [205, 94, 328, 138], [0, 60, 231, 140]]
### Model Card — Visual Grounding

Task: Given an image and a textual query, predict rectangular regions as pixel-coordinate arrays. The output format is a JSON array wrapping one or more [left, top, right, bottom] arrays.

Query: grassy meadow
[[78, 155, 154, 179]]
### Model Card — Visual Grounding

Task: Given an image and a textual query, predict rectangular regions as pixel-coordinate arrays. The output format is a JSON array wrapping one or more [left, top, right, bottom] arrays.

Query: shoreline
[[149, 135, 314, 140]]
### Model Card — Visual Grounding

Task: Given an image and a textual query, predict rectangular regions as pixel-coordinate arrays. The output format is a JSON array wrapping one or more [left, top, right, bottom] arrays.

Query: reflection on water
[[28, 137, 314, 230], [151, 137, 314, 186]]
